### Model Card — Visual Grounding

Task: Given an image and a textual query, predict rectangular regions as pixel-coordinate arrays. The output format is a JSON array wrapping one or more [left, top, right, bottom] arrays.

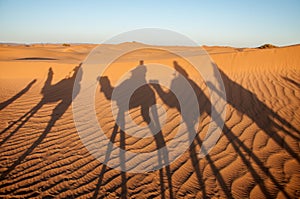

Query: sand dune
[[0, 43, 299, 198]]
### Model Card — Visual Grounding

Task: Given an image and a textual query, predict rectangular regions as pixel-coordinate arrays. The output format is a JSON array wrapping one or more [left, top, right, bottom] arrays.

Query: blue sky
[[0, 0, 299, 47]]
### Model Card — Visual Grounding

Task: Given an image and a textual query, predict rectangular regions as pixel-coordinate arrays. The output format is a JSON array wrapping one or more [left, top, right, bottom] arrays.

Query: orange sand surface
[[0, 43, 299, 198]]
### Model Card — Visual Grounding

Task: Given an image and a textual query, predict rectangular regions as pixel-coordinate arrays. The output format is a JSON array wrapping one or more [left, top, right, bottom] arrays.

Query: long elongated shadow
[[151, 65, 213, 197], [0, 79, 37, 111], [96, 61, 173, 198], [0, 102, 42, 147], [204, 80, 291, 197], [152, 60, 296, 198], [188, 139, 207, 197], [208, 67, 294, 197], [1, 102, 36, 136], [142, 84, 173, 199], [151, 110, 173, 199], [152, 74, 230, 197], [0, 80, 38, 138], [193, 132, 232, 198], [222, 124, 291, 198], [92, 120, 126, 198], [205, 72, 293, 198], [207, 68, 299, 161], [0, 65, 82, 180]]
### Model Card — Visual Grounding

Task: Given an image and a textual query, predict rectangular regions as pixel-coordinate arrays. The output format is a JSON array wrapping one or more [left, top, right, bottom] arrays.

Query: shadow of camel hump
[[151, 60, 217, 197], [0, 63, 82, 180]]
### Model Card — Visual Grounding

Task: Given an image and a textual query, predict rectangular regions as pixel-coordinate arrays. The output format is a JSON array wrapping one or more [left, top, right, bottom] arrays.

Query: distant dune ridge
[[257, 44, 278, 49], [0, 43, 299, 198]]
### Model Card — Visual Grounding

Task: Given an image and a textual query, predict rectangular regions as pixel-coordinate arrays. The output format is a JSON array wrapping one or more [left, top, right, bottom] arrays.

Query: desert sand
[[0, 43, 299, 198]]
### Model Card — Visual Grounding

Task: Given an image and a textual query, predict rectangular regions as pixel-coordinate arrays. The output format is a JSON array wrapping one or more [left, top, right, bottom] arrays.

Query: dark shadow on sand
[[1, 58, 298, 198], [94, 61, 173, 199], [151, 61, 298, 198], [0, 79, 37, 111], [0, 64, 82, 180], [15, 57, 57, 61]]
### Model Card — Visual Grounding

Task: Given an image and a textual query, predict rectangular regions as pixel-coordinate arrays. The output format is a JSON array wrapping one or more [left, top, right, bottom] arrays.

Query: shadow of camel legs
[[151, 61, 297, 198], [92, 110, 127, 198], [95, 62, 173, 198], [0, 79, 37, 111], [207, 68, 300, 162], [0, 80, 38, 137]]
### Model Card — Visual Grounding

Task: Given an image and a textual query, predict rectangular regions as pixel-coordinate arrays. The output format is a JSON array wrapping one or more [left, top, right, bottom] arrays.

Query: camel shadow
[[151, 61, 298, 198], [207, 66, 300, 160], [94, 60, 173, 199], [0, 64, 82, 180]]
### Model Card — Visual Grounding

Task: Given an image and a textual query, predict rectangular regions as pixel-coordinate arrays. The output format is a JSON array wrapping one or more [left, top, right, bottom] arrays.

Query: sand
[[0, 43, 299, 198]]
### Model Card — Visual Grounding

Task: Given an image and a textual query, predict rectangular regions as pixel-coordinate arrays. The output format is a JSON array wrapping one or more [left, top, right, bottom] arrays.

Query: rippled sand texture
[[0, 43, 299, 198]]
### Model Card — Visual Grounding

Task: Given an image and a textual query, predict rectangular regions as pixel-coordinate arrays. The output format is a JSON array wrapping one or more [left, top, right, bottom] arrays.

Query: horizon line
[[1, 41, 299, 49]]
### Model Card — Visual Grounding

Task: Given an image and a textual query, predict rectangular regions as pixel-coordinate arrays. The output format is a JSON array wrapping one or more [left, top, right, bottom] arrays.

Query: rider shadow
[[151, 61, 220, 197], [151, 61, 297, 198], [0, 64, 82, 180], [94, 60, 173, 199]]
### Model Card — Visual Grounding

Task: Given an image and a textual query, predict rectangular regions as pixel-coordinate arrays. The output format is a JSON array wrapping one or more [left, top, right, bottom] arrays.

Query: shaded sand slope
[[0, 44, 299, 198]]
